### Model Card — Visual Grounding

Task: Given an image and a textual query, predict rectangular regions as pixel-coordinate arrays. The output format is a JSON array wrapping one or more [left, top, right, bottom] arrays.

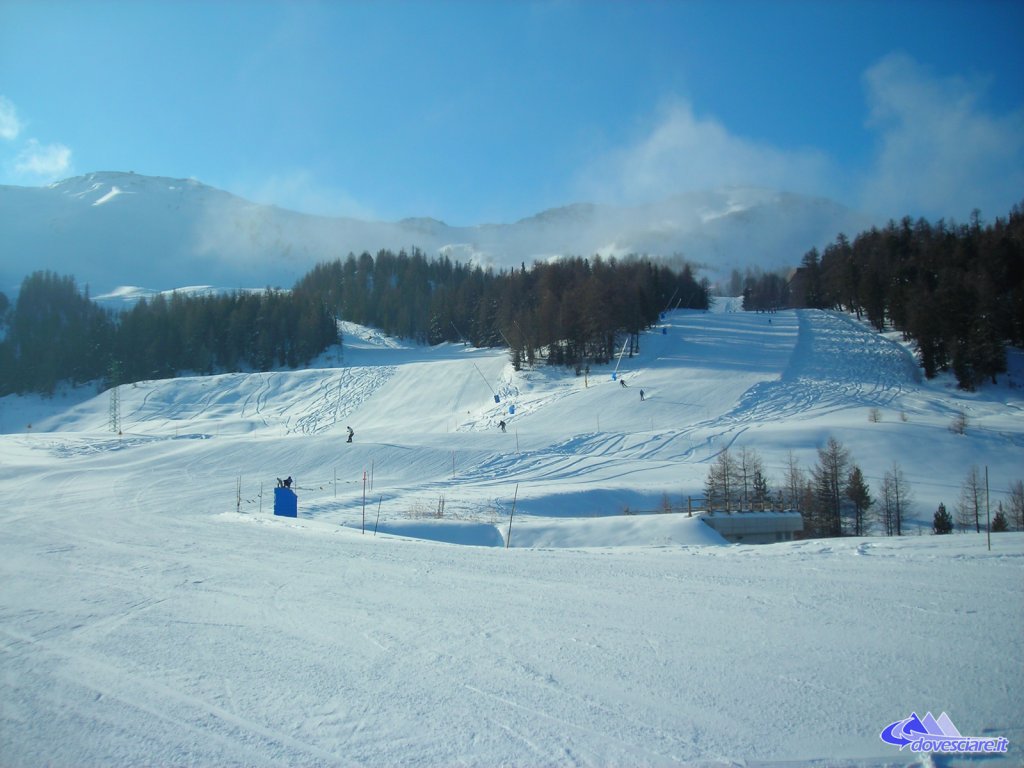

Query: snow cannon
[[274, 487, 298, 518], [493, 394, 500, 404]]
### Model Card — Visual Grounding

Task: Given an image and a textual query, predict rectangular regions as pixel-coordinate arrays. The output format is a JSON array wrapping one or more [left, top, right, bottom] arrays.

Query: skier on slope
[[346, 426, 354, 443]]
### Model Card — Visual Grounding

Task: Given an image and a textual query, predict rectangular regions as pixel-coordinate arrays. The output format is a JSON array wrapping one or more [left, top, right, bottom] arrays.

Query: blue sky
[[1, 0, 1022, 226]]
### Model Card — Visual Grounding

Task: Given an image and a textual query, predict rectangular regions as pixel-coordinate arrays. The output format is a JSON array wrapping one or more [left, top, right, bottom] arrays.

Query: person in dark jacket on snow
[[346, 426, 354, 443]]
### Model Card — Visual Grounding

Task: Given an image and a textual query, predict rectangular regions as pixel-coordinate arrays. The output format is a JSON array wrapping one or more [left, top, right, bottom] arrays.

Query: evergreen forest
[[4, 198, 1020, 397], [742, 202, 1024, 390], [293, 251, 708, 369], [0, 253, 708, 396]]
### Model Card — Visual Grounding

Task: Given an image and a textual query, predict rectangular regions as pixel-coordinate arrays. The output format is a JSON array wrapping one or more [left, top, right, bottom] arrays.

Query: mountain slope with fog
[[0, 172, 871, 299]]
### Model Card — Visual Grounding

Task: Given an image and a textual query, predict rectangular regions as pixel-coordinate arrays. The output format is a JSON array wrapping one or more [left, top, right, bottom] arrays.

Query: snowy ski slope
[[1, 303, 1021, 766]]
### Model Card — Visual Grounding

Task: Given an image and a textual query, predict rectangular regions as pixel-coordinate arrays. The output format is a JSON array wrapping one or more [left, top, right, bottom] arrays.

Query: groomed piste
[[1, 301, 1022, 766]]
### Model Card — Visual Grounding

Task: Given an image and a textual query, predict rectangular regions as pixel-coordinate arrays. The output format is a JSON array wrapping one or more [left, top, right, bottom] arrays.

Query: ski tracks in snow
[[285, 367, 396, 435], [455, 310, 923, 484], [712, 309, 920, 429]]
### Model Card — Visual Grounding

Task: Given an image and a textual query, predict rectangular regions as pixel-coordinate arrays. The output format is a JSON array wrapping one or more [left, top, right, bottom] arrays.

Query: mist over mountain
[[0, 171, 872, 300]]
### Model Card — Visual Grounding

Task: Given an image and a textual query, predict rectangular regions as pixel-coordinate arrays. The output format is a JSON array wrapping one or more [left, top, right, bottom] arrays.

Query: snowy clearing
[[1, 305, 1022, 766]]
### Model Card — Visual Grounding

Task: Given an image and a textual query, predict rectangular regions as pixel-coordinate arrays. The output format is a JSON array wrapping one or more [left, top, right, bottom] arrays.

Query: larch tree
[[845, 466, 873, 536], [812, 437, 851, 537], [957, 465, 984, 533], [880, 462, 913, 536]]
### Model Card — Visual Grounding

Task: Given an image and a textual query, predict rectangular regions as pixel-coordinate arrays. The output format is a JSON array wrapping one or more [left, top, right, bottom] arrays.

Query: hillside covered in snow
[[0, 172, 871, 299], [1, 301, 1021, 765]]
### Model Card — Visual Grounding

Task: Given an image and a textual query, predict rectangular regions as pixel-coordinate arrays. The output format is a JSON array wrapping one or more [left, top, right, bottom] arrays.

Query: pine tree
[[736, 447, 764, 511], [990, 506, 1009, 532], [845, 466, 873, 536], [812, 437, 851, 537], [704, 449, 737, 513], [933, 503, 953, 534], [752, 469, 770, 511]]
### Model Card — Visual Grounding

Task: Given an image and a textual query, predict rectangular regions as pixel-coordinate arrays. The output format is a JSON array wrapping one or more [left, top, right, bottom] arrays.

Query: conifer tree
[[933, 503, 953, 534], [705, 449, 737, 513], [812, 437, 851, 537], [783, 451, 805, 513], [957, 465, 984, 533], [880, 462, 913, 536], [990, 506, 1008, 532], [845, 466, 873, 536], [1009, 480, 1024, 531]]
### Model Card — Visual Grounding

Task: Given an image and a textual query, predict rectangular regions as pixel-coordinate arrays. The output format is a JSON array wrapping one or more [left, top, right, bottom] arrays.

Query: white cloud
[[859, 53, 1024, 221], [13, 138, 72, 180], [240, 170, 377, 220], [574, 99, 834, 205], [0, 95, 23, 141]]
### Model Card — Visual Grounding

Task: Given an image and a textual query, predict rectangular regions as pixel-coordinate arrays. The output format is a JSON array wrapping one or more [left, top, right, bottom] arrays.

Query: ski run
[[1, 300, 1021, 766]]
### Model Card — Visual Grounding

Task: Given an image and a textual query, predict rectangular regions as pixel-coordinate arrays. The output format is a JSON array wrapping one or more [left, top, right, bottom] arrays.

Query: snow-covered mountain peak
[[49, 171, 203, 199], [397, 216, 451, 236], [1, 172, 873, 296], [514, 202, 602, 227]]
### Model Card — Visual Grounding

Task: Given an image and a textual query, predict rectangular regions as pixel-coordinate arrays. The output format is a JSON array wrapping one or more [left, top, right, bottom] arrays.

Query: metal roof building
[[702, 511, 804, 544]]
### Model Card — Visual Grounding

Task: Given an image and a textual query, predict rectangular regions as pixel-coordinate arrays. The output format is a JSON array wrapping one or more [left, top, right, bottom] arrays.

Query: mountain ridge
[[1, 171, 872, 298]]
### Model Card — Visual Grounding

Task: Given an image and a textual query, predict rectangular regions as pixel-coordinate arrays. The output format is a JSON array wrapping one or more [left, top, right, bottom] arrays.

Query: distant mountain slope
[[0, 171, 871, 298]]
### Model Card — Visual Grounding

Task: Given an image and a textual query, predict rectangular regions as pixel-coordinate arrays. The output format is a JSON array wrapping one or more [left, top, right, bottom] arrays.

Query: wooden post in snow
[[985, 465, 991, 551]]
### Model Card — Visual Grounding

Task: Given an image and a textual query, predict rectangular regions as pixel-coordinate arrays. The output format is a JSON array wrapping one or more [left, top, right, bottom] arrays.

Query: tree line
[[742, 202, 1024, 390], [0, 271, 338, 395], [294, 249, 708, 370], [703, 438, 1024, 537], [0, 252, 707, 395]]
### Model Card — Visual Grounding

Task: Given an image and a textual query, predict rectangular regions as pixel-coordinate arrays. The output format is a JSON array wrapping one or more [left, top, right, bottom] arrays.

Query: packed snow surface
[[1, 304, 1022, 766]]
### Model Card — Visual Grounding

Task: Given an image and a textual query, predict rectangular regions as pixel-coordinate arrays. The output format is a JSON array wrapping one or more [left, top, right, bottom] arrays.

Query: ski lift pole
[[662, 287, 679, 317], [473, 362, 500, 403], [451, 321, 469, 345], [612, 335, 630, 380]]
